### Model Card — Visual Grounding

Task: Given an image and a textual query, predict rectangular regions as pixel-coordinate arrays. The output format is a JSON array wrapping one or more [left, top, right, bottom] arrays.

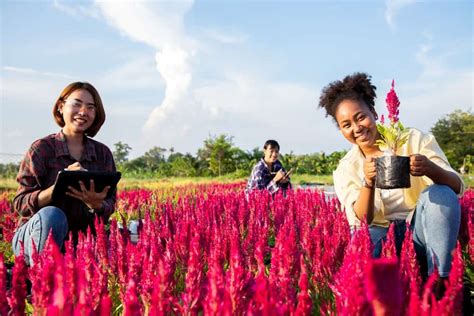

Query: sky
[[1, 0, 472, 162]]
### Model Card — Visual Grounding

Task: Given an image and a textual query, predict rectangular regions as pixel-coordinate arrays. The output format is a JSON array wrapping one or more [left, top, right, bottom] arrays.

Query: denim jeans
[[367, 184, 461, 277], [12, 206, 68, 265]]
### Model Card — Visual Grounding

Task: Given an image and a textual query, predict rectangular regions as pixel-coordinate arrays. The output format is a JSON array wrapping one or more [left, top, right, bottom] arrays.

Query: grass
[[0, 178, 16, 191], [1, 174, 472, 191]]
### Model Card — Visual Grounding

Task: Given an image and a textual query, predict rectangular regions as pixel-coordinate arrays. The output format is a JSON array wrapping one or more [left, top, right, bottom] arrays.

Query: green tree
[[113, 142, 132, 165], [197, 135, 235, 176], [431, 109, 474, 172], [143, 147, 167, 171], [169, 155, 197, 177], [279, 151, 296, 171], [0, 162, 20, 178]]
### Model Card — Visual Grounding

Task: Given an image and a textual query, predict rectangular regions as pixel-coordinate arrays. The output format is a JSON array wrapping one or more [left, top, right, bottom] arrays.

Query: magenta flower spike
[[381, 223, 396, 259], [8, 246, 28, 315], [0, 256, 9, 316], [97, 294, 113, 316], [376, 79, 409, 154], [181, 232, 204, 314], [364, 258, 403, 316], [2, 182, 471, 314], [436, 243, 464, 314], [386, 80, 400, 123], [294, 255, 312, 315], [123, 278, 141, 316]]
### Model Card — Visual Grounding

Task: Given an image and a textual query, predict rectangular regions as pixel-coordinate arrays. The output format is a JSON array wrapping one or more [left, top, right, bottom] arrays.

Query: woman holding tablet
[[12, 82, 117, 265]]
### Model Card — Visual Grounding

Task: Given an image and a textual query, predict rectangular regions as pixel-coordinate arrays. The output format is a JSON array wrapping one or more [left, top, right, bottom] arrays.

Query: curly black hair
[[318, 72, 377, 124]]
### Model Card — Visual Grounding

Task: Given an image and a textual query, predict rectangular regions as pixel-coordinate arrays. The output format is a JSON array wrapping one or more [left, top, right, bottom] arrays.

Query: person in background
[[12, 82, 117, 265], [246, 139, 292, 195], [318, 72, 463, 283]]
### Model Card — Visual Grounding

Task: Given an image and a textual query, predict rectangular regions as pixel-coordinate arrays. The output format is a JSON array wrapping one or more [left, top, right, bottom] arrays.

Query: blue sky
[[1, 0, 472, 161]]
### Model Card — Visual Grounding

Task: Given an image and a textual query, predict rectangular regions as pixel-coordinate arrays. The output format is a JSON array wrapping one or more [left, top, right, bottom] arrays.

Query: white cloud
[[385, 0, 416, 30], [95, 1, 194, 48], [95, 1, 195, 129], [91, 0, 355, 156], [42, 0, 470, 159], [133, 71, 346, 155]]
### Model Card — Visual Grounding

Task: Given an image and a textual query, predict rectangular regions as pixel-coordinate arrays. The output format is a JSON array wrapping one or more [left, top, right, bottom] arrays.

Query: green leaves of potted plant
[[375, 81, 411, 189]]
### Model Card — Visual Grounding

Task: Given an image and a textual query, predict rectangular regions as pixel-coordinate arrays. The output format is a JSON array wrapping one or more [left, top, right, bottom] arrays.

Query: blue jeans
[[368, 184, 461, 277], [12, 206, 68, 265]]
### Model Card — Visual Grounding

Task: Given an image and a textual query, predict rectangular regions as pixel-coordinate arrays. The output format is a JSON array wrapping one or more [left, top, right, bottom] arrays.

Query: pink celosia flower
[[381, 223, 396, 259], [226, 228, 250, 314], [8, 245, 27, 315], [436, 243, 464, 314], [376, 79, 409, 154], [97, 294, 113, 316], [181, 232, 203, 314], [386, 80, 400, 123], [294, 255, 312, 315], [364, 258, 403, 316], [4, 184, 466, 314], [0, 255, 9, 316], [123, 278, 141, 316]]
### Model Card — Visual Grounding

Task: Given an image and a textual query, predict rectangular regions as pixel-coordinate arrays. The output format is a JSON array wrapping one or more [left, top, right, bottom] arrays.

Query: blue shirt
[[245, 158, 292, 194]]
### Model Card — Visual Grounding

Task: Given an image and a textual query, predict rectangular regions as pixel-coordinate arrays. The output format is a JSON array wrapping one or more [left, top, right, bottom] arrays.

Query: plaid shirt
[[13, 131, 117, 234], [245, 158, 292, 194]]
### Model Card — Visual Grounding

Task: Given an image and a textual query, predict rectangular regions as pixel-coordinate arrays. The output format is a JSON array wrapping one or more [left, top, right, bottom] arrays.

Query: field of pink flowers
[[0, 183, 472, 315]]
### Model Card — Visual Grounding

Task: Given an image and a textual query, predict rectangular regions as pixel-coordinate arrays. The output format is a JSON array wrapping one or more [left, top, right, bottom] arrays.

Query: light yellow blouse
[[333, 128, 465, 228]]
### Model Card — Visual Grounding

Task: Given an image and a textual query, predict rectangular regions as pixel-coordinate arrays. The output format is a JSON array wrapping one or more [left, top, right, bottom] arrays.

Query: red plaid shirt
[[13, 131, 117, 234]]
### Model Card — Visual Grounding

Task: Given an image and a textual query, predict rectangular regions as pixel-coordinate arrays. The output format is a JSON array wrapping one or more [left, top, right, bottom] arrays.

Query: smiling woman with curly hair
[[319, 72, 464, 284]]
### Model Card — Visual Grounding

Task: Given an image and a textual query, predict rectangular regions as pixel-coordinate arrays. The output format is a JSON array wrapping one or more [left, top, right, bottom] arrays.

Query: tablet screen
[[52, 170, 121, 201]]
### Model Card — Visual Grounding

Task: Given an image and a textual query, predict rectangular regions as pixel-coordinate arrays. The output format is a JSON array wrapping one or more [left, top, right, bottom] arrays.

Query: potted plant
[[375, 80, 411, 189]]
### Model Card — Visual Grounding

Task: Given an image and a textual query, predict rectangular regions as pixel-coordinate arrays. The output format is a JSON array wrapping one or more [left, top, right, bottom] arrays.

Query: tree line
[[110, 109, 474, 178], [0, 109, 472, 179], [113, 135, 347, 179]]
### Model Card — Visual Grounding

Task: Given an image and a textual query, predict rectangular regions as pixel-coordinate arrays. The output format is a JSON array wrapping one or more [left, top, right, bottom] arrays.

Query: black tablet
[[52, 170, 121, 201]]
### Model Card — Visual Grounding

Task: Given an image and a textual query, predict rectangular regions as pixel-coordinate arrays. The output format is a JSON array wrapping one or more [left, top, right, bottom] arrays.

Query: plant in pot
[[375, 80, 411, 189]]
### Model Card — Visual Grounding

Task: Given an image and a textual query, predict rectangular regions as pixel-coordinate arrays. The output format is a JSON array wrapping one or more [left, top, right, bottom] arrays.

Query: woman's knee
[[37, 206, 68, 233], [420, 184, 460, 210]]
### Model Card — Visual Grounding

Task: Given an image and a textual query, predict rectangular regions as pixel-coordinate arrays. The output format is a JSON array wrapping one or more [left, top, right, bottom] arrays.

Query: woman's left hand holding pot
[[409, 154, 433, 177]]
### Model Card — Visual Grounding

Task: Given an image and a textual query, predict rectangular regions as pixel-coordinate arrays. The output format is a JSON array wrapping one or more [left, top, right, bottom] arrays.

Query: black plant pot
[[375, 155, 411, 189]]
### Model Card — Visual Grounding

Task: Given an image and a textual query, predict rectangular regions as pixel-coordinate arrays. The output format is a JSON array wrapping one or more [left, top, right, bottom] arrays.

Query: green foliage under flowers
[[376, 121, 410, 154], [0, 239, 14, 265], [463, 251, 474, 307]]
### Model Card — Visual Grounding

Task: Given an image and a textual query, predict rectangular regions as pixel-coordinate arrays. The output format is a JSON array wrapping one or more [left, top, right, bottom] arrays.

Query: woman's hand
[[66, 179, 110, 210], [409, 154, 433, 177], [363, 157, 376, 187], [410, 154, 462, 194], [273, 170, 286, 183], [66, 162, 88, 171]]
